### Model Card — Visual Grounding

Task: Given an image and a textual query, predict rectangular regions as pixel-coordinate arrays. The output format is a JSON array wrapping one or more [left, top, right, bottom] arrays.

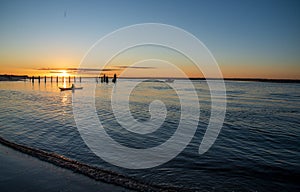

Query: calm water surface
[[0, 79, 299, 191]]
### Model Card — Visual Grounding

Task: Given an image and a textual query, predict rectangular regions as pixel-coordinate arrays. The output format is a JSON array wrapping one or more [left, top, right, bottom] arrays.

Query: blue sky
[[0, 0, 299, 78]]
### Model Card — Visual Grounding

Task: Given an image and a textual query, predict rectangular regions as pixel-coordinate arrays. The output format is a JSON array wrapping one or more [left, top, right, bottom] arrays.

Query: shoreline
[[1, 74, 300, 83], [0, 136, 186, 192], [0, 143, 130, 192]]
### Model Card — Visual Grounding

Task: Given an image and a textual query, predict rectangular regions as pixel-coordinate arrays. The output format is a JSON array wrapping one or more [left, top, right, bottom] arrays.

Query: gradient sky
[[0, 0, 299, 78]]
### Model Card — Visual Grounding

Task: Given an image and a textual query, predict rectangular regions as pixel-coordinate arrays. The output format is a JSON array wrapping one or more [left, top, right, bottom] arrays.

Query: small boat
[[165, 79, 174, 83], [59, 84, 83, 91]]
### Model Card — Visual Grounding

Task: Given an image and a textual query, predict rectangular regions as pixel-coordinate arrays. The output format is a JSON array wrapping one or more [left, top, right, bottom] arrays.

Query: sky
[[0, 0, 299, 78]]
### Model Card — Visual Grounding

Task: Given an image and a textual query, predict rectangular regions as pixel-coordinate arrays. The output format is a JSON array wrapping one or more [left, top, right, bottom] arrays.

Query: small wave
[[0, 136, 193, 192]]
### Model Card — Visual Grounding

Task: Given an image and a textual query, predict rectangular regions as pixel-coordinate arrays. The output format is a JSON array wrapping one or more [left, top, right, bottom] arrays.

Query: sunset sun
[[60, 70, 68, 77]]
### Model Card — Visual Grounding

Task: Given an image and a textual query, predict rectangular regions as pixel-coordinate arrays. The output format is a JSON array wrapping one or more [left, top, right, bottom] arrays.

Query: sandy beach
[[0, 144, 131, 192]]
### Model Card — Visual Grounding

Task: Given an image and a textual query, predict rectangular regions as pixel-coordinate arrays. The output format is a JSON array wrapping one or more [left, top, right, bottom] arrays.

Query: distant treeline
[[119, 77, 300, 83], [0, 74, 28, 81], [189, 78, 300, 83]]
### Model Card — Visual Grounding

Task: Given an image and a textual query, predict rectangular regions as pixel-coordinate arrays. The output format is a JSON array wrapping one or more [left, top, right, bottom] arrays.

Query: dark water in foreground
[[0, 79, 299, 191]]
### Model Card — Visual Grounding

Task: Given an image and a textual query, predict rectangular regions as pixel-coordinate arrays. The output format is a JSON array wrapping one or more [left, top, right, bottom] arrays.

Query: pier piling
[[28, 75, 82, 85]]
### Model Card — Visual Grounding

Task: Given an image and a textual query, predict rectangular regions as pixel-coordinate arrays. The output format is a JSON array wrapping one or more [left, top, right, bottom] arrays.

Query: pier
[[28, 73, 117, 84]]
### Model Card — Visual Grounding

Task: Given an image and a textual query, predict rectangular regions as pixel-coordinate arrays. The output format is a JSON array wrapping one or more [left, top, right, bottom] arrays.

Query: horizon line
[[1, 74, 300, 83]]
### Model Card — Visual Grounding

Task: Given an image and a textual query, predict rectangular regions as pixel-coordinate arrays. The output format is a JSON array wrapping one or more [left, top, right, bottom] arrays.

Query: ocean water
[[0, 79, 299, 191]]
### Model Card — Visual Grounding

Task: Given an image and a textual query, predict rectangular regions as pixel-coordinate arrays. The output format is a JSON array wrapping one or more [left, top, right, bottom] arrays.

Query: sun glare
[[60, 70, 68, 77]]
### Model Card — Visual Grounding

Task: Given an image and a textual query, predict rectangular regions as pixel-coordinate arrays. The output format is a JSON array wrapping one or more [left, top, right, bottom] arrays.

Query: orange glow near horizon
[[0, 48, 299, 79], [1, 62, 300, 79], [1, 40, 299, 79]]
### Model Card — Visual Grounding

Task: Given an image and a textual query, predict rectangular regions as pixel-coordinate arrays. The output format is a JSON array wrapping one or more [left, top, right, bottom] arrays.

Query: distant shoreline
[[120, 77, 300, 83], [1, 74, 299, 83], [0, 74, 28, 81], [190, 78, 300, 83]]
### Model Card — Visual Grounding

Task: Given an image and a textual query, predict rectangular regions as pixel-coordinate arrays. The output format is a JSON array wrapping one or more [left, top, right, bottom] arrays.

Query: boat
[[165, 79, 174, 83], [59, 87, 83, 91], [59, 84, 83, 91]]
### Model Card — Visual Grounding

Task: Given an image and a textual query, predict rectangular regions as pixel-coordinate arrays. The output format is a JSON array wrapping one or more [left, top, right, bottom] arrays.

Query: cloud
[[37, 68, 119, 72], [115, 66, 156, 69]]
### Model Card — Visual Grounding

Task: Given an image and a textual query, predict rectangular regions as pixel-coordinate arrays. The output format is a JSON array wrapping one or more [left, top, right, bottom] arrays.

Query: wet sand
[[0, 143, 132, 192], [0, 137, 168, 192], [0, 137, 184, 192]]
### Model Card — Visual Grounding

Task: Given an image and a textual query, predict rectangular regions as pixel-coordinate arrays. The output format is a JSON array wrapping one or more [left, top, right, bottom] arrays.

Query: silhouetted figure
[[112, 73, 117, 83]]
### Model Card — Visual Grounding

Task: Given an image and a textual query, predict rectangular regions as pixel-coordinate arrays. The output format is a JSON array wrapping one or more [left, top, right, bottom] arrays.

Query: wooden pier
[[28, 74, 117, 84]]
